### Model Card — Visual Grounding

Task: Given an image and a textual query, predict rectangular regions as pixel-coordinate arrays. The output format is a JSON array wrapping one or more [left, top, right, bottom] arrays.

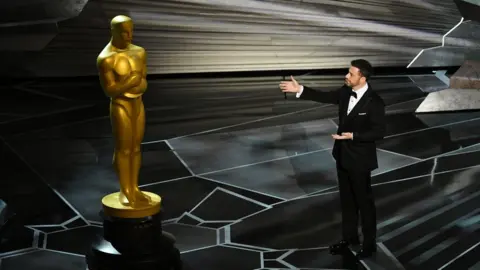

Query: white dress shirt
[[347, 83, 368, 115], [296, 83, 369, 115]]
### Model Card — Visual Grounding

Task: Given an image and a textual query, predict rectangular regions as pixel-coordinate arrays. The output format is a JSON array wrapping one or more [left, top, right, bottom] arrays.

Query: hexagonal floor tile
[[1, 249, 86, 270], [46, 225, 102, 255]]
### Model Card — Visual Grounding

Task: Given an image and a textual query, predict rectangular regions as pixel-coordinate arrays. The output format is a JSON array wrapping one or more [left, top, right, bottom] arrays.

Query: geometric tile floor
[[0, 74, 478, 270]]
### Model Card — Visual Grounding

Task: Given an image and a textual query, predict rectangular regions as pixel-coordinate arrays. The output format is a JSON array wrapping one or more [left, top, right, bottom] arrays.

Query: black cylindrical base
[[86, 211, 181, 270]]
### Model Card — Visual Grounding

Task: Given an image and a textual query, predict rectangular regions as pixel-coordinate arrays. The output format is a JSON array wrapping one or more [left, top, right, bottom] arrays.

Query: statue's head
[[110, 15, 133, 48]]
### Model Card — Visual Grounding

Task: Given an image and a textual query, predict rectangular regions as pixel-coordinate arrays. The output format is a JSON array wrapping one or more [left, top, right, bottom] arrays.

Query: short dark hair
[[351, 59, 373, 81]]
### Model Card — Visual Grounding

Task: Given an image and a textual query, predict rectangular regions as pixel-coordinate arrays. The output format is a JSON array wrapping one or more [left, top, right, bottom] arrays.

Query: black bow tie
[[350, 91, 357, 98]]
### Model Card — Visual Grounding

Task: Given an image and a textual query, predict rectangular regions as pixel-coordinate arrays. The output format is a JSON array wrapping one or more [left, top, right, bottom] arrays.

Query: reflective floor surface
[[0, 73, 479, 270]]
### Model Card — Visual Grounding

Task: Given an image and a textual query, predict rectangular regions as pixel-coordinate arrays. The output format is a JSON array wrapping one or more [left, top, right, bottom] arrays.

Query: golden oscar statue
[[97, 14, 160, 218], [86, 15, 181, 270]]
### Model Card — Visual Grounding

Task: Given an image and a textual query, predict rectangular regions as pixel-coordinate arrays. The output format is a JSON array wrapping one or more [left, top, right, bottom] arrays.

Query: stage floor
[[0, 74, 479, 270]]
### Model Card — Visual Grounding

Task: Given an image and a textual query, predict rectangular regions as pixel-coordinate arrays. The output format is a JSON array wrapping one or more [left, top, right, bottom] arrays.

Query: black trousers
[[336, 163, 376, 246]]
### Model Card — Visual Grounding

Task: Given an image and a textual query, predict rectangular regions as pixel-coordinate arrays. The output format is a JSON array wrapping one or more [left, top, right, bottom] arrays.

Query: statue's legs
[[110, 102, 136, 206], [131, 99, 150, 202]]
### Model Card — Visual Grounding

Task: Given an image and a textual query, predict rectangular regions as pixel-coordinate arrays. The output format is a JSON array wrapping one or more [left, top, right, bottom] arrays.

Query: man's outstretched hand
[[332, 132, 353, 140], [279, 76, 301, 93]]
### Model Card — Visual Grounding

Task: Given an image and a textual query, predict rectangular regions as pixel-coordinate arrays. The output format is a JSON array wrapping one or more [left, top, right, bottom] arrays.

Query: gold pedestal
[[101, 191, 161, 219]]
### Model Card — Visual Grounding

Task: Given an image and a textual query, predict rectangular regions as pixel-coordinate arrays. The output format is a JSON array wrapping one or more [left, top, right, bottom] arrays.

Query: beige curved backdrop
[[0, 0, 464, 77]]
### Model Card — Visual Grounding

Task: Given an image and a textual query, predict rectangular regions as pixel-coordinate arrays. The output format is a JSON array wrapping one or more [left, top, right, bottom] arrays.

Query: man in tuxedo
[[279, 59, 386, 259]]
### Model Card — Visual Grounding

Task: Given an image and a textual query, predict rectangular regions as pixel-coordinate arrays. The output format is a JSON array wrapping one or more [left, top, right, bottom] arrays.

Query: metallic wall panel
[[408, 19, 480, 68], [415, 89, 480, 112], [445, 21, 480, 47], [408, 75, 449, 93], [454, 0, 480, 22], [408, 46, 480, 67], [0, 0, 89, 26], [0, 23, 58, 51], [415, 60, 480, 113], [0, 0, 464, 77], [0, 0, 89, 52], [409, 0, 480, 68], [449, 60, 480, 89]]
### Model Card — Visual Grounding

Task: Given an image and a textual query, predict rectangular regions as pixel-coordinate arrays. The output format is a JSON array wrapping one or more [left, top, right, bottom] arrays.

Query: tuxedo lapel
[[340, 93, 350, 124]]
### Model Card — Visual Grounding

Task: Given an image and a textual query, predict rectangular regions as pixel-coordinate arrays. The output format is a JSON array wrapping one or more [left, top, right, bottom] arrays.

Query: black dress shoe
[[356, 244, 377, 259], [329, 239, 359, 255]]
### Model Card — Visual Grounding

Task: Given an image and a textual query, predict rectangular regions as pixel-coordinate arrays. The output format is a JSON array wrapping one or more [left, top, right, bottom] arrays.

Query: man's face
[[345, 66, 365, 88]]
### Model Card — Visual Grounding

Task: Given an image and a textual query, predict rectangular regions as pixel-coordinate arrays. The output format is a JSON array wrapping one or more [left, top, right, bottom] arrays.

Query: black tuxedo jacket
[[300, 84, 386, 172]]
